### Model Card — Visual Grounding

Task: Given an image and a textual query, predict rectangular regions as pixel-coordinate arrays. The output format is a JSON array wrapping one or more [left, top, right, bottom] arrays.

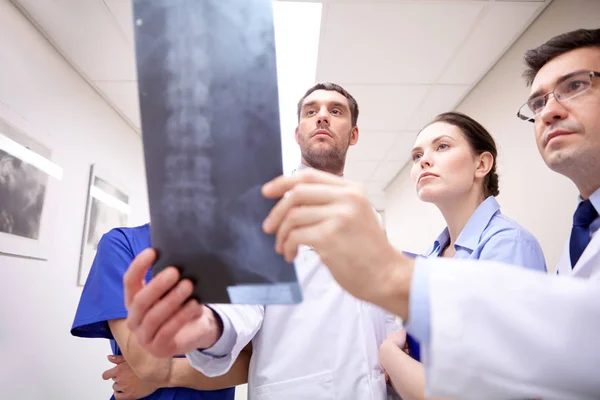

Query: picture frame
[[77, 164, 130, 286], [0, 104, 62, 261]]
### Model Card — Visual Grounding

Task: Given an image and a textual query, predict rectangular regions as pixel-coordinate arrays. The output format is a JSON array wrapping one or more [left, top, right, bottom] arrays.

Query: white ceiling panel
[[384, 130, 418, 162], [404, 84, 470, 130], [363, 180, 388, 195], [347, 130, 400, 162], [317, 1, 484, 84], [10, 0, 552, 211], [14, 0, 136, 81], [439, 1, 543, 84], [343, 160, 380, 181], [343, 84, 430, 131], [372, 160, 404, 183]]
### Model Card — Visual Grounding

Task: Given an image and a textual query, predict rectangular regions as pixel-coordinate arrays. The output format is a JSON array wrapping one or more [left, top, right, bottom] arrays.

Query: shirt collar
[[293, 163, 310, 174], [292, 162, 344, 178], [582, 187, 600, 213], [431, 196, 501, 254], [431, 228, 450, 255]]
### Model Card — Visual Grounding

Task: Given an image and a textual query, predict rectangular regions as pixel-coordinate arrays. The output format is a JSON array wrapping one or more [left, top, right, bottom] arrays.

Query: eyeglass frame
[[516, 70, 600, 123]]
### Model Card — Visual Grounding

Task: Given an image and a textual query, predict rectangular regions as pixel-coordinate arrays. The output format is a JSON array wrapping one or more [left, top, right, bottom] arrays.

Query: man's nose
[[317, 107, 329, 125], [540, 94, 568, 125]]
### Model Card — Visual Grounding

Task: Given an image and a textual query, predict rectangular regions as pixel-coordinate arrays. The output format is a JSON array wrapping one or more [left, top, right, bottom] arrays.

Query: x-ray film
[[132, 0, 302, 305]]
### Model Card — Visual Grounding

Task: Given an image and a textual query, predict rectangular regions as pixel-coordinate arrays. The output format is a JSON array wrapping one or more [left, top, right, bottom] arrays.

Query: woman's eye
[[412, 153, 422, 162], [438, 143, 449, 150]]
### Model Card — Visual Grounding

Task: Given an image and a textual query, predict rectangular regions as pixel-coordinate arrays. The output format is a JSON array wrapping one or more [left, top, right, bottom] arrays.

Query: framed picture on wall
[[77, 164, 130, 286], [0, 105, 63, 261]]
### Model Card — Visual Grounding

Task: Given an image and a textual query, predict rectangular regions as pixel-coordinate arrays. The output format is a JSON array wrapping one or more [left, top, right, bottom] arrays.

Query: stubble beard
[[301, 130, 351, 175]]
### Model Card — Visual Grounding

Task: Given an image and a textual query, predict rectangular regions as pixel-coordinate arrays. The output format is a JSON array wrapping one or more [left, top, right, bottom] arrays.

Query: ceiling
[[10, 0, 552, 209]]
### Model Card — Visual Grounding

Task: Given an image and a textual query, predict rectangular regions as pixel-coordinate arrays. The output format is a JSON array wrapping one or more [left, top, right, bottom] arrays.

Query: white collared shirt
[[187, 164, 398, 399]]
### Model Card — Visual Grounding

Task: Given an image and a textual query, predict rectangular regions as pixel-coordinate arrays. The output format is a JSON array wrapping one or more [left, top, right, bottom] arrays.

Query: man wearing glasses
[[260, 28, 600, 399], [516, 31, 600, 279]]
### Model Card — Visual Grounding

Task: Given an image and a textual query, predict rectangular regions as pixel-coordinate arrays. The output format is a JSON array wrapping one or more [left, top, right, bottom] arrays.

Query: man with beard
[[123, 83, 399, 399]]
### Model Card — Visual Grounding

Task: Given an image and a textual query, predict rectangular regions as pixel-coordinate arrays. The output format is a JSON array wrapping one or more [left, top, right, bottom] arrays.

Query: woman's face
[[410, 122, 483, 204]]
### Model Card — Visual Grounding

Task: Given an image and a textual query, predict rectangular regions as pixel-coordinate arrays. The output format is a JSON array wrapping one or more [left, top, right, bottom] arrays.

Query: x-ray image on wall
[[0, 113, 58, 260], [77, 165, 130, 286], [0, 147, 47, 240]]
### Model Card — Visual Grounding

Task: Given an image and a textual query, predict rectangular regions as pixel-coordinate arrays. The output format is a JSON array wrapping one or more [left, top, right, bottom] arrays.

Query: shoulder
[[479, 213, 546, 271], [105, 223, 150, 243], [91, 223, 151, 278], [483, 213, 541, 247], [99, 223, 150, 254], [71, 224, 150, 338]]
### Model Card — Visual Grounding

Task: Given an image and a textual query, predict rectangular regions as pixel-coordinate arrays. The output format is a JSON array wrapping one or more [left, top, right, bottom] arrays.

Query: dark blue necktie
[[569, 199, 598, 268]]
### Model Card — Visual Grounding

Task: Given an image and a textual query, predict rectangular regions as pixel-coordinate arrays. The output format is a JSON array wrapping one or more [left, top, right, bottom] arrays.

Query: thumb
[[107, 354, 126, 364]]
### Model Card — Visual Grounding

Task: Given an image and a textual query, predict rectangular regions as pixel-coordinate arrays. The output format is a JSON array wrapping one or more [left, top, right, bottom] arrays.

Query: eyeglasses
[[517, 70, 600, 123]]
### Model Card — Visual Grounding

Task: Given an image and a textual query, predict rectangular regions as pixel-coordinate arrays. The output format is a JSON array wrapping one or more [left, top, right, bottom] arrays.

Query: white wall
[[0, 1, 148, 398], [0, 2, 252, 399], [384, 0, 600, 271]]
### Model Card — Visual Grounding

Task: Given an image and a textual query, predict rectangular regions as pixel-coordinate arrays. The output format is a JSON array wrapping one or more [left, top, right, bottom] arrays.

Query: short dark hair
[[523, 28, 600, 86], [296, 82, 359, 126], [427, 112, 499, 198]]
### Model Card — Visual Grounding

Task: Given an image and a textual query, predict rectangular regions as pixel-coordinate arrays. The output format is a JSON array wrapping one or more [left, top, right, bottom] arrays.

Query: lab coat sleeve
[[403, 258, 431, 345], [376, 209, 402, 335], [385, 311, 401, 335], [416, 257, 600, 400], [186, 303, 264, 377]]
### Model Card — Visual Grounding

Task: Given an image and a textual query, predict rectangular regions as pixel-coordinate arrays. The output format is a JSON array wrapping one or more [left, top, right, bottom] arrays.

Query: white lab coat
[[188, 243, 399, 400], [555, 231, 600, 278], [421, 231, 600, 400]]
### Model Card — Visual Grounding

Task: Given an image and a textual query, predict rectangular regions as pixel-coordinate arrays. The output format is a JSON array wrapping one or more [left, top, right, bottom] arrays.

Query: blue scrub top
[[71, 224, 235, 400], [407, 197, 547, 361]]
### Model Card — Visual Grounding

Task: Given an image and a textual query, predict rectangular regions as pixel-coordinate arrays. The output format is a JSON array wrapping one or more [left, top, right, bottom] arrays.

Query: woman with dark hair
[[379, 112, 547, 400]]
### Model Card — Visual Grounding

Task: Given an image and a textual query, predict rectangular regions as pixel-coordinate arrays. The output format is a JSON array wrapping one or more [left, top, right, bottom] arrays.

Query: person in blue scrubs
[[71, 223, 248, 400], [379, 112, 547, 400]]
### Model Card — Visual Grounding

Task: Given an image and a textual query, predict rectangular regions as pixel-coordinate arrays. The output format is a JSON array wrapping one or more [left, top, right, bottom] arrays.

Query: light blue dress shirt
[[405, 196, 547, 345]]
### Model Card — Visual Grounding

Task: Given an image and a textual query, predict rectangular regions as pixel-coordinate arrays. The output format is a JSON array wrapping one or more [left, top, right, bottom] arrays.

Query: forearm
[[166, 349, 250, 390], [381, 341, 426, 400], [381, 342, 450, 400], [373, 250, 414, 320], [109, 319, 172, 382]]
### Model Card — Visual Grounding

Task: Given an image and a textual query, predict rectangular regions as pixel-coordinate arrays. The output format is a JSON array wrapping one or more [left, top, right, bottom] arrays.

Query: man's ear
[[295, 126, 300, 144], [349, 126, 359, 146]]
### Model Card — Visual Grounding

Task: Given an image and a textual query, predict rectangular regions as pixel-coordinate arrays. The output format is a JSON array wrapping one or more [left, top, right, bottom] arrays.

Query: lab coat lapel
[[572, 233, 600, 279]]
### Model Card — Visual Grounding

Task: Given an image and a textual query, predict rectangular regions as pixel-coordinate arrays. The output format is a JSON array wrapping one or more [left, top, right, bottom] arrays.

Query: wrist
[[207, 307, 224, 347], [197, 306, 224, 350], [163, 358, 186, 388], [138, 357, 173, 386], [372, 249, 414, 320], [379, 338, 404, 369], [160, 359, 177, 388]]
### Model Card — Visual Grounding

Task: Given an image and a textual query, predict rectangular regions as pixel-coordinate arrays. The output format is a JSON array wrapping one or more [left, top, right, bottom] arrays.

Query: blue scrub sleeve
[[71, 229, 135, 339]]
